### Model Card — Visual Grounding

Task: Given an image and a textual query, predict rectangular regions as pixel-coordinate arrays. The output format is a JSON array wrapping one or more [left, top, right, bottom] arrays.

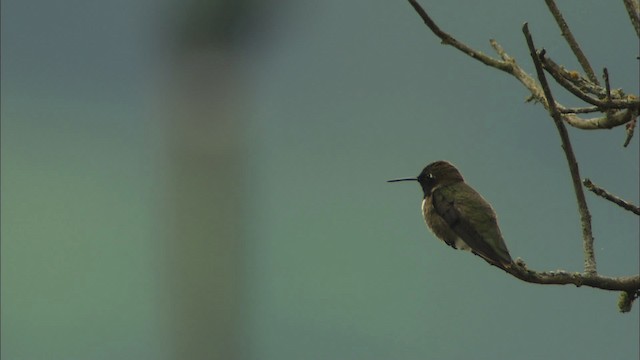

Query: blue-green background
[[2, 0, 639, 359]]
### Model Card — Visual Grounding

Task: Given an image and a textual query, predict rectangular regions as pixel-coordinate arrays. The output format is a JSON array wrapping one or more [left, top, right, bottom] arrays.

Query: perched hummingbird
[[388, 161, 513, 269]]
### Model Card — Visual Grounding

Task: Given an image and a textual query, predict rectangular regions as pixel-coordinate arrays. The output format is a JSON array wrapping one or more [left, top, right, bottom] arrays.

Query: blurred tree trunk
[[164, 1, 255, 358]]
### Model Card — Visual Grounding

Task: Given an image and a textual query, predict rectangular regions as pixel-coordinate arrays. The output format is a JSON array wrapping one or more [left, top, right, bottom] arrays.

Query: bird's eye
[[427, 173, 435, 179]]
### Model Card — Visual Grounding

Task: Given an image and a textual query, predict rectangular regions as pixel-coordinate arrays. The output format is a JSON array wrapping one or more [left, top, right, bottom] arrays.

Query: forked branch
[[407, 0, 640, 311], [407, 0, 639, 134]]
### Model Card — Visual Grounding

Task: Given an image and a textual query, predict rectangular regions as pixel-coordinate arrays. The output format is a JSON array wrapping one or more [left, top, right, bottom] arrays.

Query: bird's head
[[388, 160, 464, 197], [417, 161, 464, 196]]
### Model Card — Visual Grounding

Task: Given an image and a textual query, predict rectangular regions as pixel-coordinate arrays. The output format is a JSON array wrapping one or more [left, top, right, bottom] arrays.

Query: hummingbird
[[388, 161, 513, 269]]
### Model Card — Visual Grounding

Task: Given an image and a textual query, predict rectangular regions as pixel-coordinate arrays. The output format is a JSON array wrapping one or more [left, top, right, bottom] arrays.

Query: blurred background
[[2, 0, 638, 359]]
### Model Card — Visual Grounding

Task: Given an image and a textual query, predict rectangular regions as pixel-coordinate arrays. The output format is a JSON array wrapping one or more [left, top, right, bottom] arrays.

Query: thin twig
[[548, 63, 609, 98], [602, 68, 617, 127], [624, 117, 637, 147], [622, 0, 640, 37], [522, 23, 597, 275], [542, 57, 640, 109], [544, 0, 599, 84], [583, 179, 640, 215], [603, 68, 612, 102], [407, 0, 510, 71]]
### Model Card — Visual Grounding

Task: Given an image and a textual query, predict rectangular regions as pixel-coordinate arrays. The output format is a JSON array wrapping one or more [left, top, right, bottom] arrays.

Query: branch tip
[[583, 178, 640, 215]]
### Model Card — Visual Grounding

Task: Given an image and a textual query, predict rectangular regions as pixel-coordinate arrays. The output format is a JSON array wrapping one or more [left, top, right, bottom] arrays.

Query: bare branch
[[407, 0, 510, 72], [583, 178, 640, 215], [624, 117, 637, 147], [407, 1, 639, 131], [548, 65, 609, 98], [541, 57, 640, 110], [558, 106, 600, 114], [623, 0, 640, 37], [522, 23, 597, 274], [562, 109, 638, 130], [505, 260, 640, 292], [544, 0, 599, 84], [504, 261, 640, 311]]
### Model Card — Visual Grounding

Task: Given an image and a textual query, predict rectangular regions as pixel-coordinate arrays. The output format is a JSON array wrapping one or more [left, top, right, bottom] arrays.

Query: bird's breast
[[422, 197, 470, 251]]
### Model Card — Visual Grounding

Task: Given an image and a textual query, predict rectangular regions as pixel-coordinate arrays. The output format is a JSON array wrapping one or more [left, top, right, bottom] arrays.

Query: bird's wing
[[431, 184, 512, 267]]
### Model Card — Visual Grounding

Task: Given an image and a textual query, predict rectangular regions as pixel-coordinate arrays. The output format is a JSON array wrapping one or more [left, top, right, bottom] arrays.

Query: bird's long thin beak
[[387, 177, 418, 183]]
